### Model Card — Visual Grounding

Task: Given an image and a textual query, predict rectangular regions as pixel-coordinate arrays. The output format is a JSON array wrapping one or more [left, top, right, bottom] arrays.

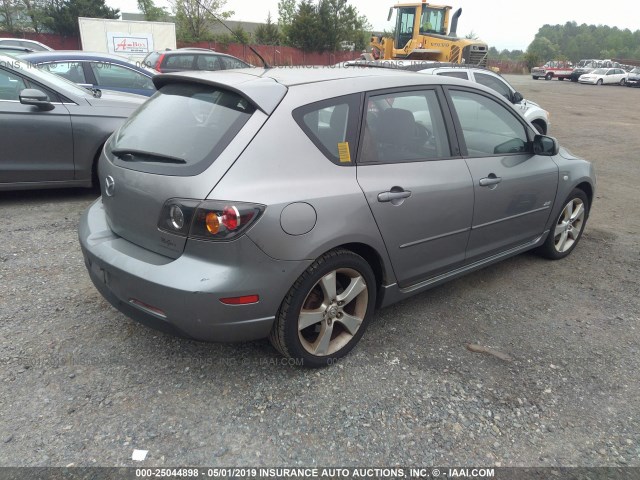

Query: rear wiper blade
[[111, 149, 186, 164]]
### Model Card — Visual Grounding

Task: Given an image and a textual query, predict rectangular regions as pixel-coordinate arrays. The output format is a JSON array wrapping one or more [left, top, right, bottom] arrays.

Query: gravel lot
[[1, 75, 639, 469]]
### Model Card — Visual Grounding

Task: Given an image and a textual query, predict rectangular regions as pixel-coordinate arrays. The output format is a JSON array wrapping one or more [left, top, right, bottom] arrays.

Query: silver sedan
[[0, 54, 146, 191]]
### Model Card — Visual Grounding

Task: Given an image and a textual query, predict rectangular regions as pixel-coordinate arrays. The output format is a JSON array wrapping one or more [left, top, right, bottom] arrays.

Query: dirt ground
[[0, 75, 639, 469]]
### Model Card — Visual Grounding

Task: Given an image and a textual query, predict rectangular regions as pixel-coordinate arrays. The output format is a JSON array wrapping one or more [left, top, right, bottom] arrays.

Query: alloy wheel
[[553, 198, 586, 253], [297, 268, 368, 356]]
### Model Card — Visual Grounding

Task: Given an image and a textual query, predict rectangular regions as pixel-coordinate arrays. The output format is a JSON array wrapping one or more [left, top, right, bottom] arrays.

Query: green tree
[[526, 36, 558, 62], [277, 0, 296, 39], [0, 0, 28, 32], [172, 0, 232, 42], [231, 23, 250, 44], [286, 0, 321, 51], [42, 0, 119, 36], [255, 12, 281, 45], [138, 0, 167, 21], [21, 0, 48, 33]]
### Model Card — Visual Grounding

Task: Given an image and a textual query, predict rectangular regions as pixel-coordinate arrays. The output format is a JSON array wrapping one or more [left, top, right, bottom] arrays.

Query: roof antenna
[[193, 0, 271, 69]]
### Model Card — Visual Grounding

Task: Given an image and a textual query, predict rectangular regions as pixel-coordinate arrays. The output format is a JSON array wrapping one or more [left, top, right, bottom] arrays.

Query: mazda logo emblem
[[105, 176, 115, 197]]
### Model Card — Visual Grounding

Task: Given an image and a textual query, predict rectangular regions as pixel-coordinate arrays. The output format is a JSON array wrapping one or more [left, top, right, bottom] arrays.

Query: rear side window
[[165, 55, 194, 69], [221, 56, 249, 69], [293, 94, 361, 165], [107, 83, 256, 176], [143, 52, 160, 68], [474, 72, 513, 101], [437, 71, 469, 80], [196, 54, 222, 71]]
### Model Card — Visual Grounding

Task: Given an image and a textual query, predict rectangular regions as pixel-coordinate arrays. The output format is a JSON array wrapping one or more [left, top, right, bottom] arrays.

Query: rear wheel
[[532, 76, 539, 80], [270, 249, 376, 368], [537, 189, 589, 260], [620, 78, 626, 86], [558, 77, 564, 81]]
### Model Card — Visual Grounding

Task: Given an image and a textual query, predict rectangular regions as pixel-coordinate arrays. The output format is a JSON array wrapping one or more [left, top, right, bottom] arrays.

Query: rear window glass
[[107, 83, 255, 176], [143, 52, 160, 68]]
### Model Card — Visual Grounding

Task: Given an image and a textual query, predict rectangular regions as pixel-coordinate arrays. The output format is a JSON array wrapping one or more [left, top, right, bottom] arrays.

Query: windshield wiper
[[111, 149, 186, 164]]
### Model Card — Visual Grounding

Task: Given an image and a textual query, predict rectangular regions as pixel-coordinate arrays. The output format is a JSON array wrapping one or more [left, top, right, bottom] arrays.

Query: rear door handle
[[378, 190, 412, 202], [479, 175, 502, 187]]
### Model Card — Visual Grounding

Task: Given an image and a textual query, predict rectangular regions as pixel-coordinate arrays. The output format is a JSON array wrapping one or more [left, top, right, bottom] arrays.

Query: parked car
[[344, 60, 551, 134], [142, 49, 250, 73], [531, 60, 573, 80], [625, 67, 640, 87], [570, 59, 600, 82], [79, 66, 595, 367], [578, 68, 628, 86], [0, 37, 53, 52], [0, 54, 146, 191], [20, 51, 158, 97]]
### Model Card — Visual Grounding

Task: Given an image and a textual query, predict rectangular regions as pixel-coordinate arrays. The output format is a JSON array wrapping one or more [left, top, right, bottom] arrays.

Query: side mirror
[[19, 88, 54, 111], [533, 134, 559, 156], [387, 7, 393, 21], [512, 91, 524, 104]]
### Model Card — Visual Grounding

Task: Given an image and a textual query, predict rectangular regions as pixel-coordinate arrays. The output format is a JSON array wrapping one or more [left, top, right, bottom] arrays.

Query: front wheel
[[596, 79, 603, 85], [537, 189, 589, 260], [270, 249, 376, 367], [545, 73, 553, 80]]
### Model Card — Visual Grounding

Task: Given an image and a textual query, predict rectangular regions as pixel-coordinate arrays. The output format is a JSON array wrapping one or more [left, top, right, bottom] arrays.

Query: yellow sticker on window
[[338, 142, 351, 163]]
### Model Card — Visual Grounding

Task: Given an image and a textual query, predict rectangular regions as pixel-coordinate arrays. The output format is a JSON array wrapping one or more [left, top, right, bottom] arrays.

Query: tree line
[[0, 0, 370, 53], [491, 22, 640, 68]]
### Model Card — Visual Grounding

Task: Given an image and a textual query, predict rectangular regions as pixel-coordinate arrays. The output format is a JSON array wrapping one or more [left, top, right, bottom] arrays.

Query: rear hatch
[[99, 73, 287, 259]]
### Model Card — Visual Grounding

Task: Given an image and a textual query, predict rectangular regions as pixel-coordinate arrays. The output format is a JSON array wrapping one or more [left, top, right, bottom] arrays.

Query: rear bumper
[[79, 199, 311, 342]]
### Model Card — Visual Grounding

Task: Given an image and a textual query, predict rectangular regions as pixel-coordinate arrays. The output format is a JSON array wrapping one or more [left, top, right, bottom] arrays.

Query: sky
[[106, 0, 640, 51]]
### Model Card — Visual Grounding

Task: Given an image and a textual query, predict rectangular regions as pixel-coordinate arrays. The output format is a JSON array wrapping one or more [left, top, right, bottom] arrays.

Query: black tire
[[545, 73, 553, 80], [620, 78, 626, 86], [537, 188, 589, 260], [596, 79, 603, 86], [532, 76, 539, 80], [269, 249, 376, 368], [571, 77, 578, 82], [558, 77, 564, 81]]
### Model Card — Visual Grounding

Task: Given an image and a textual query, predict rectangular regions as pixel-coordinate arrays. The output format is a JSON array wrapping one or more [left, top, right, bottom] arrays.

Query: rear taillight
[[155, 53, 165, 72], [158, 199, 264, 241]]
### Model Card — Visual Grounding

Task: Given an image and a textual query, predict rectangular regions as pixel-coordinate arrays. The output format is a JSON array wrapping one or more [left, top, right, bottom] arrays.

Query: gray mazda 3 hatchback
[[79, 67, 596, 367]]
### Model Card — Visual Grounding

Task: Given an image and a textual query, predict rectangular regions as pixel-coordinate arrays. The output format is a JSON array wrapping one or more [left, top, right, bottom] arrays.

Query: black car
[[142, 49, 250, 73], [626, 68, 640, 87]]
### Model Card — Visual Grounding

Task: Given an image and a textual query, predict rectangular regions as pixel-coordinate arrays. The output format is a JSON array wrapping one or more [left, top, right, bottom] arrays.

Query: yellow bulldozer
[[370, 1, 488, 66]]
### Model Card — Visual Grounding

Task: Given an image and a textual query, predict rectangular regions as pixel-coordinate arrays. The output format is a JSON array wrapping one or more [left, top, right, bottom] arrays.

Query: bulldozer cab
[[394, 3, 451, 49], [372, 2, 488, 64], [420, 6, 447, 35], [395, 7, 417, 49]]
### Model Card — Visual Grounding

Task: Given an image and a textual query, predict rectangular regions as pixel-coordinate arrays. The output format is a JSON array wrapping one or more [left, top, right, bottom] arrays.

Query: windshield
[[420, 7, 445, 35], [592, 68, 607, 75], [631, 68, 640, 74], [108, 83, 256, 176]]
